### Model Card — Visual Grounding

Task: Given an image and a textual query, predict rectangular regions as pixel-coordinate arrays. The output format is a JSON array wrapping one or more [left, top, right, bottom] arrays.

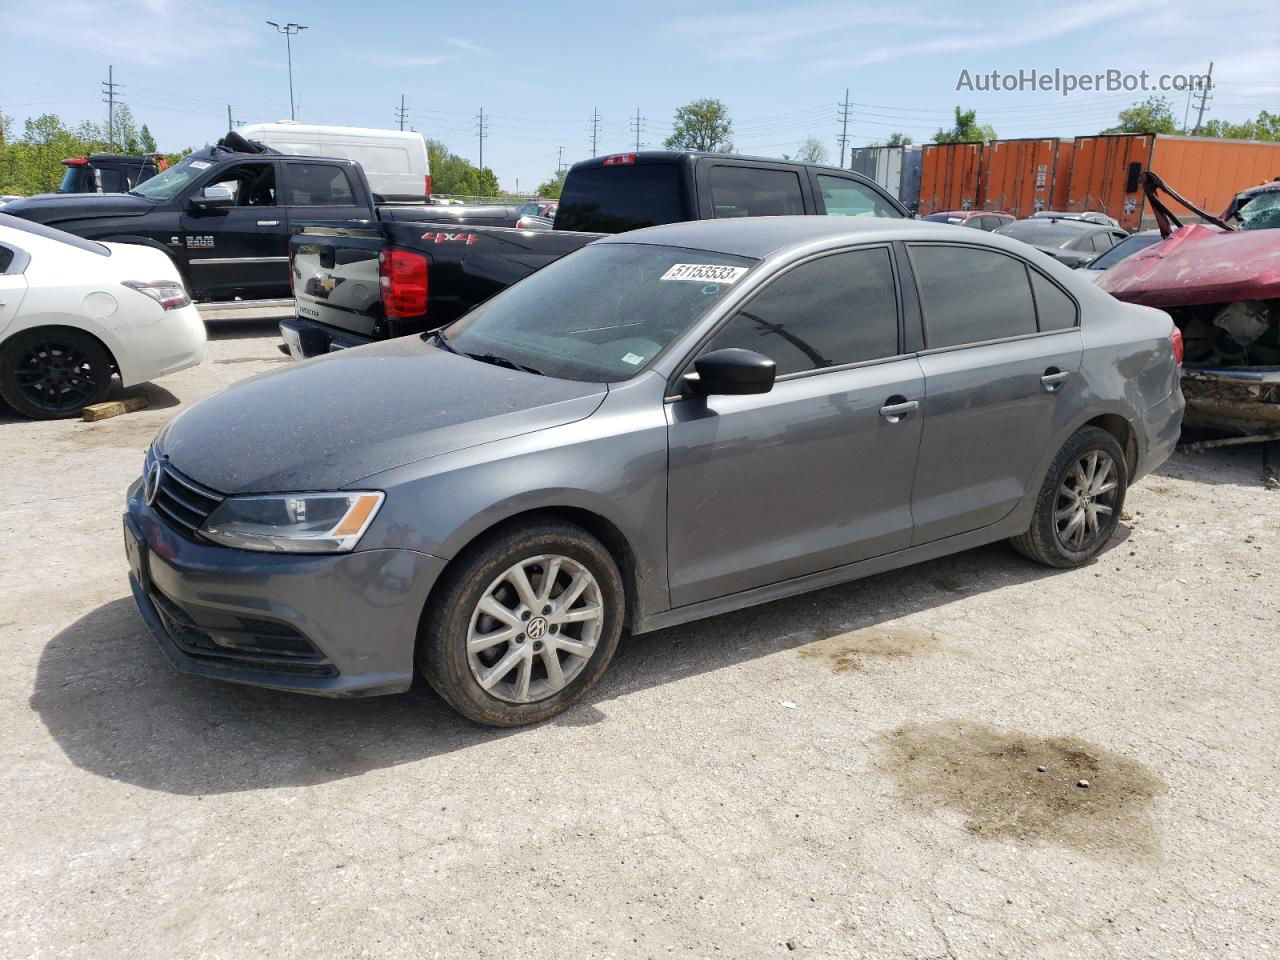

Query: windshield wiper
[[465, 352, 543, 376], [429, 329, 458, 354]]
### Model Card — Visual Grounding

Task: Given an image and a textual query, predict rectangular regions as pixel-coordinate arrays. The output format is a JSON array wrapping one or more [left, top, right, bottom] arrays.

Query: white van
[[236, 123, 431, 202]]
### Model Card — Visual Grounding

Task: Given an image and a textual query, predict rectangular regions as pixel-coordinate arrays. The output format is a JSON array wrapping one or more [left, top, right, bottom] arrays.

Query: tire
[[418, 519, 626, 727], [1011, 426, 1128, 568], [0, 328, 114, 420]]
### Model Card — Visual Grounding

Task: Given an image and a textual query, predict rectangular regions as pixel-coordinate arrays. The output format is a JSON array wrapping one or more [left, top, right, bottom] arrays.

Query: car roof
[[599, 215, 1015, 259]]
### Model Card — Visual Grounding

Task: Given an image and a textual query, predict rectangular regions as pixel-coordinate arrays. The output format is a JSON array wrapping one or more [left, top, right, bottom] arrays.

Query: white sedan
[[0, 214, 206, 418]]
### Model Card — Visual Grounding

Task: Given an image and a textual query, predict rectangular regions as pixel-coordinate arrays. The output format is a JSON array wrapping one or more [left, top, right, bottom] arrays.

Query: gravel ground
[[1, 319, 1277, 959]]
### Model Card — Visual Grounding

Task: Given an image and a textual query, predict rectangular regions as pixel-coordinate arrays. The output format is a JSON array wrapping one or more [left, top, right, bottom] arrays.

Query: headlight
[[199, 492, 384, 553]]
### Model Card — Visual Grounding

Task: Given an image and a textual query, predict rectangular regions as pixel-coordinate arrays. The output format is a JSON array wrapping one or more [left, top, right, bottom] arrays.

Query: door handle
[[879, 398, 919, 422], [257, 220, 280, 226], [1041, 369, 1070, 392]]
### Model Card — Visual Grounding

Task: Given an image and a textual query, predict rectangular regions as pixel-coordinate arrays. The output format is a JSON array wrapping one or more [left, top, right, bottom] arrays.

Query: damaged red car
[[1099, 173, 1280, 438]]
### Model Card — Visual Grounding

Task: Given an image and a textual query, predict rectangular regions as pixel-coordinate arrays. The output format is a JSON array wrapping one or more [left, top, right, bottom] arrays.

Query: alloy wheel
[[1054, 450, 1119, 552], [466, 554, 604, 704], [13, 337, 102, 415]]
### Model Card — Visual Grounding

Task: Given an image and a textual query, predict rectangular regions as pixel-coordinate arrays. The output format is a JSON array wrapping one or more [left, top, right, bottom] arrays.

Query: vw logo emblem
[[143, 461, 163, 507], [526, 617, 549, 641]]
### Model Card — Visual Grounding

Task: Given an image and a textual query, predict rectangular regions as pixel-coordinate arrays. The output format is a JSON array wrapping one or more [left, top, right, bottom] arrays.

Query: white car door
[[0, 243, 29, 338]]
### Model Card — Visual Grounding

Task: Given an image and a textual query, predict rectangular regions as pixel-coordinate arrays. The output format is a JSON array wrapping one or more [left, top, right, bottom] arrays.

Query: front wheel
[[418, 519, 625, 726], [1010, 426, 1127, 568], [0, 328, 114, 419]]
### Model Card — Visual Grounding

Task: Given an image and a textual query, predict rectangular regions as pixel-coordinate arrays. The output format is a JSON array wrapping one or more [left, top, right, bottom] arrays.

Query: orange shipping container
[[918, 142, 983, 215], [981, 138, 1064, 218]]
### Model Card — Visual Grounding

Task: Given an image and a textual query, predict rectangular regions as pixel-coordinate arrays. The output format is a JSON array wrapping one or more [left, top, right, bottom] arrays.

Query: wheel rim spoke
[[466, 553, 604, 706], [1054, 450, 1119, 552]]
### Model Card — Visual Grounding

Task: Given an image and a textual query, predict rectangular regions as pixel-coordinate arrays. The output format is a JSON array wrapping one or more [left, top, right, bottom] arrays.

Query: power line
[[101, 65, 120, 149]]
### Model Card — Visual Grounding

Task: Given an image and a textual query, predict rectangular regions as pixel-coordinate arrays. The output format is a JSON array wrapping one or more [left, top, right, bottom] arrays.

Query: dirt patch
[[875, 721, 1165, 858], [55, 416, 168, 450], [798, 625, 942, 673]]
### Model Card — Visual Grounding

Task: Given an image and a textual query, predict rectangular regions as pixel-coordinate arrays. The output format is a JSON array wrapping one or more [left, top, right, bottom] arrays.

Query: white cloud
[[445, 37, 491, 54]]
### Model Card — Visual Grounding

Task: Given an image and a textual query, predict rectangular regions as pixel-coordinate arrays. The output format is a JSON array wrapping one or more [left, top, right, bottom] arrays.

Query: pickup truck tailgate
[[291, 226, 385, 340]]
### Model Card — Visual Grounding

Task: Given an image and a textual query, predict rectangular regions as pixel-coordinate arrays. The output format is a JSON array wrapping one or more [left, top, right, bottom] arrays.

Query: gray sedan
[[124, 216, 1184, 726]]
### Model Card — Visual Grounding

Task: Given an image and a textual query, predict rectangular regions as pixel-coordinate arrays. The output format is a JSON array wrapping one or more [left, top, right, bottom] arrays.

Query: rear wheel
[[418, 519, 625, 726], [0, 328, 114, 419], [1011, 426, 1127, 568]]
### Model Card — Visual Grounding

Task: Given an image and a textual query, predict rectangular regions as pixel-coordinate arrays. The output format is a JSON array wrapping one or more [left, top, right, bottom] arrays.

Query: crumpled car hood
[[1099, 224, 1280, 308]]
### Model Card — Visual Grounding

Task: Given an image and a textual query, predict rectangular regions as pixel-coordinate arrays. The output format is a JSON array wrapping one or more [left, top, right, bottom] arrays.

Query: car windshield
[[996, 220, 1088, 247], [1237, 190, 1280, 231], [130, 155, 210, 201], [1087, 232, 1162, 269], [443, 242, 757, 383]]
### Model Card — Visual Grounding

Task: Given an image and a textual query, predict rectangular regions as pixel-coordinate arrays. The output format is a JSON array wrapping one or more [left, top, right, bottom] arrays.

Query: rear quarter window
[[909, 245, 1037, 348], [1029, 270, 1078, 331], [708, 165, 805, 218]]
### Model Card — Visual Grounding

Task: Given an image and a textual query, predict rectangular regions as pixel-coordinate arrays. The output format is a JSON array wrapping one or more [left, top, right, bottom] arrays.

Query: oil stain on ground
[[875, 721, 1165, 858], [798, 625, 942, 673]]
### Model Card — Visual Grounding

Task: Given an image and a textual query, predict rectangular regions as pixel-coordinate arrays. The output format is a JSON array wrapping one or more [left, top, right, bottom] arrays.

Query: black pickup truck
[[3, 133, 517, 303], [284, 151, 909, 358]]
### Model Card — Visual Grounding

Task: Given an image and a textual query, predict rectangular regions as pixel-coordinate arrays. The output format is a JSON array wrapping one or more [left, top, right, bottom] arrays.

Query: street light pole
[[266, 21, 307, 120]]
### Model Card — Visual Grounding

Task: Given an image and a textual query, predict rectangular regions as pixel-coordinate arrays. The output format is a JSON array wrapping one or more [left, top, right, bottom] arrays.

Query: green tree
[[140, 124, 158, 153], [795, 136, 828, 163], [886, 131, 913, 146], [1199, 110, 1280, 142], [664, 98, 734, 152], [110, 103, 141, 152], [932, 107, 996, 143], [1102, 96, 1178, 135], [424, 139, 499, 197], [537, 168, 566, 198]]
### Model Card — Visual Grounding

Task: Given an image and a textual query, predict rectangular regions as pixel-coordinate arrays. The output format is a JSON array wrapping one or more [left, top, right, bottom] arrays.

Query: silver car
[[124, 217, 1184, 726]]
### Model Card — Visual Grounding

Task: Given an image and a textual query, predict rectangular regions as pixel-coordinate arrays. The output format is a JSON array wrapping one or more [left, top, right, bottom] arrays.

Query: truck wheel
[[1010, 426, 1127, 568], [0, 328, 114, 419], [418, 519, 625, 727]]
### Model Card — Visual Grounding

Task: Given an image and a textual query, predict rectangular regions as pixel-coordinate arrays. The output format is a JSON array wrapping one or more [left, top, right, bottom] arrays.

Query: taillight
[[1170, 326, 1184, 365], [424, 174, 432, 197], [378, 248, 428, 318], [602, 153, 637, 166], [122, 280, 191, 310], [61, 156, 88, 167]]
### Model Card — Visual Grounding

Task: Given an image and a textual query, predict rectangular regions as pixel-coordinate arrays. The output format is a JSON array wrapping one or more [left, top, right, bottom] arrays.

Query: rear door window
[[707, 165, 805, 218], [909, 245, 1037, 348], [700, 247, 899, 376], [284, 164, 356, 206], [815, 175, 896, 218]]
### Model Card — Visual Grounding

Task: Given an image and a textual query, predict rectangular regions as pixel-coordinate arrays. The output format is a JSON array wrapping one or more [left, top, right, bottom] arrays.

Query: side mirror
[[686, 348, 776, 397], [187, 186, 233, 213]]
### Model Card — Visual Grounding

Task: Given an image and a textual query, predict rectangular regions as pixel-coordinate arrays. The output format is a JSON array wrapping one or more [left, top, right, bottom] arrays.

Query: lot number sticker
[[660, 263, 748, 284]]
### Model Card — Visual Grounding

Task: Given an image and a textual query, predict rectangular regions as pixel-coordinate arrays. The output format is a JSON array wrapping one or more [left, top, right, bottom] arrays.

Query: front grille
[[150, 587, 338, 678], [151, 462, 223, 540]]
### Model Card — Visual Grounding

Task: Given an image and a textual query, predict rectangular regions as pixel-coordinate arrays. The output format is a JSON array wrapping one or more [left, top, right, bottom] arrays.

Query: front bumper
[[125, 480, 447, 697], [279, 316, 372, 360]]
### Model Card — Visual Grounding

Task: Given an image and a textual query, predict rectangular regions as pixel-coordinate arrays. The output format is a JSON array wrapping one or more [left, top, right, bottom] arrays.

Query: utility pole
[[227, 104, 233, 131], [630, 107, 645, 152], [557, 145, 564, 174], [837, 87, 852, 168], [266, 21, 307, 120], [1191, 61, 1214, 135], [396, 94, 407, 131], [102, 66, 120, 149], [590, 108, 601, 157], [476, 107, 487, 170]]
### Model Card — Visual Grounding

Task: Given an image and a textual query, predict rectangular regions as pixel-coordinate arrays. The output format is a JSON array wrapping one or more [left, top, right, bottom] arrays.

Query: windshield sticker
[[620, 352, 645, 366], [660, 263, 748, 284], [189, 160, 212, 170]]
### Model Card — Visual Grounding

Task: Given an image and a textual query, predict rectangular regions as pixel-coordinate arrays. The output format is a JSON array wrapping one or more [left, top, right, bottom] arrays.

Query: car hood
[[157, 336, 608, 494], [1, 192, 155, 224], [1098, 224, 1280, 307]]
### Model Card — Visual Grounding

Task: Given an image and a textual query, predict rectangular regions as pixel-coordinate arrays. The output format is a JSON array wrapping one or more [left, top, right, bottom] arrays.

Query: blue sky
[[2, 0, 1277, 191]]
